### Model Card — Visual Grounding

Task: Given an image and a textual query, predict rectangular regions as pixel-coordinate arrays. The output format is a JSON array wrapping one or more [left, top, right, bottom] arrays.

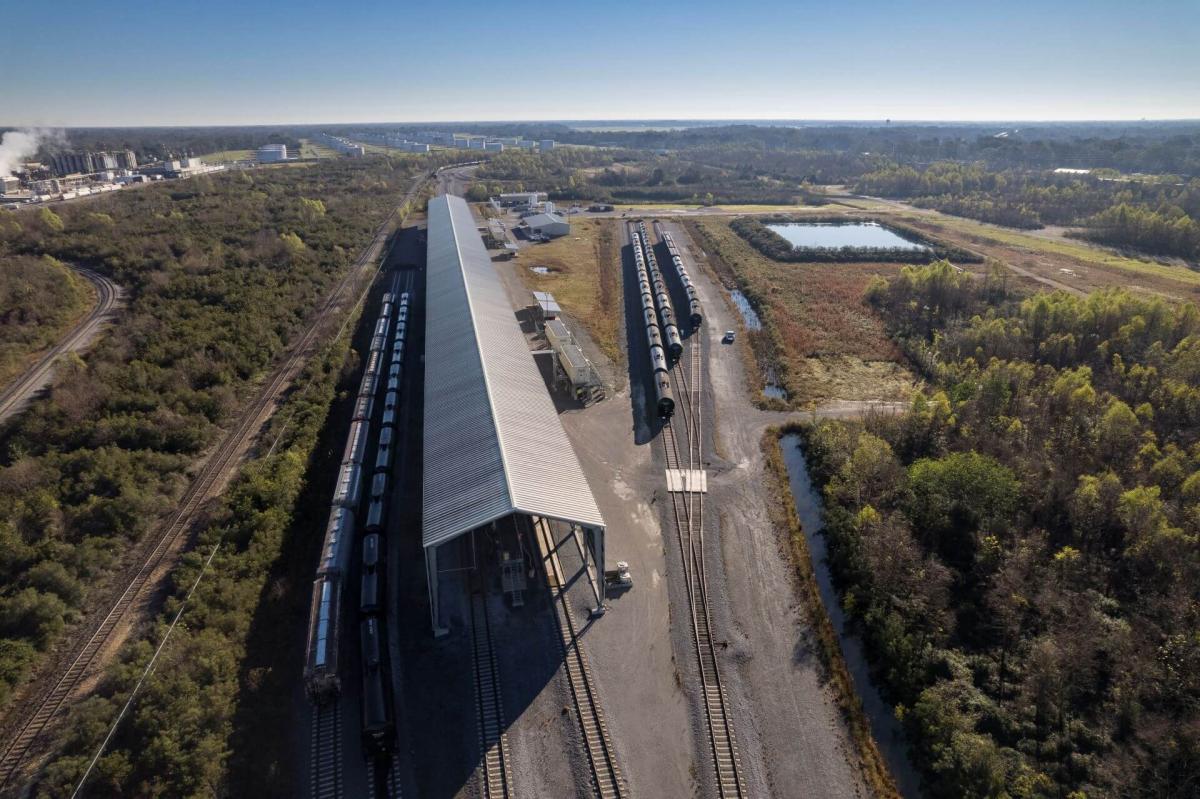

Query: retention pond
[[766, 221, 927, 251], [780, 433, 923, 798]]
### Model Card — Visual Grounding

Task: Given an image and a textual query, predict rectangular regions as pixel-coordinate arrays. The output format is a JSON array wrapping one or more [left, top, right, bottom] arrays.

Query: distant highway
[[0, 266, 122, 425]]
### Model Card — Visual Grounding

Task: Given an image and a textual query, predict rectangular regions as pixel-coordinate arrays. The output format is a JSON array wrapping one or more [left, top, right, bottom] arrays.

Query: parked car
[[722, 330, 736, 344]]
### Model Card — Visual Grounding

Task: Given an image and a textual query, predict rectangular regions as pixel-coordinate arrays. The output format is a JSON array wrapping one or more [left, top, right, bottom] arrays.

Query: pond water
[[780, 434, 923, 798], [767, 222, 927, 251], [729, 290, 762, 330], [762, 381, 787, 401], [728, 290, 787, 399], [529, 266, 551, 275]]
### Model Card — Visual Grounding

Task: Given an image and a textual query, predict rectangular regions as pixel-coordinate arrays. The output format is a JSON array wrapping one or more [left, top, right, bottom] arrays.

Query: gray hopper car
[[375, 426, 394, 473], [304, 575, 343, 702], [318, 506, 355, 577], [352, 393, 374, 423], [333, 462, 362, 508], [342, 420, 369, 467]]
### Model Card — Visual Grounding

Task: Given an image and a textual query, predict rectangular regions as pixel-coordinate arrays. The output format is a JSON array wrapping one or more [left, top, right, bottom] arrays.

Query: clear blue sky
[[4, 0, 1197, 125]]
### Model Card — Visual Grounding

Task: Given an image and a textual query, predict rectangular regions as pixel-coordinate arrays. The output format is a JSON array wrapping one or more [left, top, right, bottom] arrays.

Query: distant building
[[484, 141, 504, 152], [316, 133, 366, 157], [31, 178, 62, 196], [257, 144, 289, 163], [539, 139, 556, 150], [524, 212, 569, 239], [48, 151, 133, 176], [498, 191, 546, 208], [0, 176, 20, 195], [49, 152, 93, 176]]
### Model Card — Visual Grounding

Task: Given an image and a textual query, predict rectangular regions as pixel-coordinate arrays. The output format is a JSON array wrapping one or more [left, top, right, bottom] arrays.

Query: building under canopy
[[423, 194, 606, 634]]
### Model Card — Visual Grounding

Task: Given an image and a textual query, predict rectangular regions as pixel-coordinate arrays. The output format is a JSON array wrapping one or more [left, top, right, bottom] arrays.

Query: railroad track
[[663, 337, 746, 799], [0, 173, 431, 792], [534, 518, 626, 799], [366, 752, 403, 798], [470, 593, 514, 799], [0, 265, 121, 425], [311, 703, 344, 799]]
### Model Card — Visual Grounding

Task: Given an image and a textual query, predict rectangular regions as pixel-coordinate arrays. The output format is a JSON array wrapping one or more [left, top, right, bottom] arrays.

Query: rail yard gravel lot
[[494, 206, 872, 798], [492, 217, 699, 796], [661, 219, 868, 798]]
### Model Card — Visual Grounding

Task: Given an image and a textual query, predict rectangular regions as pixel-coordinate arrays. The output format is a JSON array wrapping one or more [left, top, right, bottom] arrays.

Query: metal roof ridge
[[446, 195, 518, 514]]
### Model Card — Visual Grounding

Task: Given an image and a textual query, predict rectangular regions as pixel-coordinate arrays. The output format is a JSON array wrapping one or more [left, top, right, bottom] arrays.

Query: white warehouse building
[[524, 212, 570, 239]]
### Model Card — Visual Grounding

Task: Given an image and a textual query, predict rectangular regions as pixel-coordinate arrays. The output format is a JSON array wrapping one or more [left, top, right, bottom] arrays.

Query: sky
[[2, 0, 1198, 126]]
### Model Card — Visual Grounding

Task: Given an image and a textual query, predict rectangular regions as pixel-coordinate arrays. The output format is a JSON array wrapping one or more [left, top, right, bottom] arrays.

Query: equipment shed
[[423, 194, 607, 635]]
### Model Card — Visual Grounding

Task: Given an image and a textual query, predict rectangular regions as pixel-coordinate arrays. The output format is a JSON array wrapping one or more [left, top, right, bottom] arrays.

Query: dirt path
[[0, 265, 123, 425]]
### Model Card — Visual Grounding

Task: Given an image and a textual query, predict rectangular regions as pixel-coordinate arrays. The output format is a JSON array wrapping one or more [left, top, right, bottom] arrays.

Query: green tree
[[904, 452, 1019, 562]]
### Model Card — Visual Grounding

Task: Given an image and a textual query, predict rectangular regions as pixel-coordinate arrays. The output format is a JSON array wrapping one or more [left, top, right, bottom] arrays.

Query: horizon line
[[4, 117, 1200, 131]]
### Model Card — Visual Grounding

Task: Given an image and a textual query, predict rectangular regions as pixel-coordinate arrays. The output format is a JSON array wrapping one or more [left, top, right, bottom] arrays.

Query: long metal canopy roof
[[422, 194, 605, 549]]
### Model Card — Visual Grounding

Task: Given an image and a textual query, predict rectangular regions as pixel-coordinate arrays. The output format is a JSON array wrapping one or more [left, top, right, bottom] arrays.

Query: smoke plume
[[0, 128, 66, 176]]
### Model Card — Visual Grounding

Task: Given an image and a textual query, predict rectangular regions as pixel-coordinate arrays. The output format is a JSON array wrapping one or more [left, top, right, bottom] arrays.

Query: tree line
[[854, 162, 1200, 260], [801, 262, 1200, 797], [476, 149, 822, 206], [553, 122, 1200, 175]]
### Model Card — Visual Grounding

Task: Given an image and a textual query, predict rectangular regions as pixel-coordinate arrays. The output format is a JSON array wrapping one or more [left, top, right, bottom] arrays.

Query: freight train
[[637, 221, 683, 360], [304, 285, 411, 761], [631, 226, 675, 419], [655, 224, 703, 329]]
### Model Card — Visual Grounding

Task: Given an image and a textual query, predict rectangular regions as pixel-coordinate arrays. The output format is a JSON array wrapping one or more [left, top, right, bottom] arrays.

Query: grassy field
[[686, 217, 916, 406], [838, 197, 1200, 291], [611, 202, 815, 213], [196, 148, 254, 162], [518, 218, 624, 369], [298, 138, 341, 159], [916, 213, 1200, 285]]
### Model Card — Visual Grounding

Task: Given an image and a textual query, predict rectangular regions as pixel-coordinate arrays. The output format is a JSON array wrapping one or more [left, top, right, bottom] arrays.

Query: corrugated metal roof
[[524, 212, 567, 228], [423, 195, 604, 549]]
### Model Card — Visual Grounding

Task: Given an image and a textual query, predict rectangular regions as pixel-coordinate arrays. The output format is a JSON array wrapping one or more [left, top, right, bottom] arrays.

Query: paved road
[[0, 265, 122, 425]]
